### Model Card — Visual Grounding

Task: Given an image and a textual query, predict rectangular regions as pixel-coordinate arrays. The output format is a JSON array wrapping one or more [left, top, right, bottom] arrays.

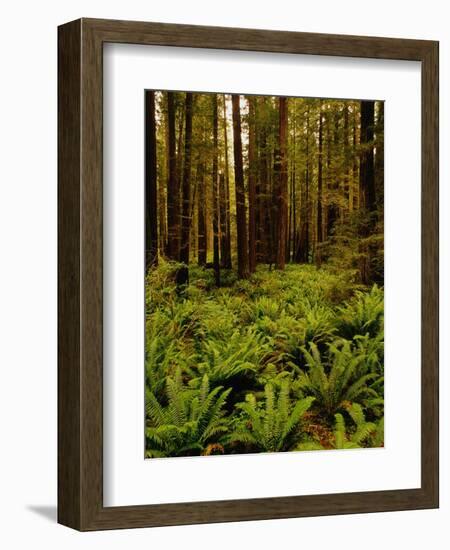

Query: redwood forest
[[145, 91, 384, 458]]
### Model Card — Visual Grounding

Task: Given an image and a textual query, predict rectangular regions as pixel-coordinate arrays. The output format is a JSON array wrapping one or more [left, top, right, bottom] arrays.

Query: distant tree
[[247, 96, 257, 273], [343, 103, 351, 213], [327, 107, 341, 238], [317, 102, 324, 252], [212, 95, 221, 286], [289, 104, 297, 262], [275, 97, 288, 269], [166, 92, 180, 260], [257, 97, 270, 264], [295, 103, 310, 263], [221, 95, 232, 269], [359, 100, 376, 284], [375, 101, 384, 210], [197, 148, 207, 265], [231, 94, 249, 279], [145, 91, 158, 268], [219, 172, 227, 268], [178, 93, 194, 285], [360, 100, 376, 213], [352, 103, 360, 211]]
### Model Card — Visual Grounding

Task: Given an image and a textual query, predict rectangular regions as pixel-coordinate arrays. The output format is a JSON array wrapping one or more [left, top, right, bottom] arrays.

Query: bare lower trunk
[[248, 96, 257, 273], [231, 94, 249, 279], [145, 91, 158, 268], [178, 93, 194, 286], [275, 97, 288, 270]]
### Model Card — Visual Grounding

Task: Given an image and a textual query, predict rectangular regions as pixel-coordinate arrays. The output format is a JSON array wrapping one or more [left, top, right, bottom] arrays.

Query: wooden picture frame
[[58, 18, 439, 531]]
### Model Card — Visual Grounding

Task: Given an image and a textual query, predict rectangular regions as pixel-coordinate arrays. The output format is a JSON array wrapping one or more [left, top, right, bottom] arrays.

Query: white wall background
[[0, 0, 447, 547]]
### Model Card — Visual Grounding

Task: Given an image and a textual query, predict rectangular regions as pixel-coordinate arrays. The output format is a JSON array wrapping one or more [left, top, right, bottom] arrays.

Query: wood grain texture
[[420, 41, 439, 505], [57, 19, 82, 530], [57, 18, 439, 531]]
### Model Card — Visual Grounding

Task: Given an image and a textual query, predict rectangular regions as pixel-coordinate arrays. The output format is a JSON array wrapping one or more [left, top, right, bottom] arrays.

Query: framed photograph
[[58, 18, 439, 531]]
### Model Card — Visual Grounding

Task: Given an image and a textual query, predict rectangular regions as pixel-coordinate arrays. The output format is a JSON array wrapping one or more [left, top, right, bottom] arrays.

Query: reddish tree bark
[[317, 104, 324, 246], [358, 100, 376, 285], [247, 96, 257, 274], [360, 100, 376, 212], [295, 105, 310, 263], [212, 95, 220, 286], [231, 95, 249, 279], [178, 93, 193, 286], [275, 97, 288, 270], [145, 91, 158, 268], [166, 92, 180, 260], [197, 154, 207, 265], [221, 95, 232, 269]]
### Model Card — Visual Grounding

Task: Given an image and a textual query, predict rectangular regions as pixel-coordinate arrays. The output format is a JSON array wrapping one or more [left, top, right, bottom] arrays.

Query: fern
[[227, 381, 314, 453], [145, 369, 231, 457], [189, 329, 271, 389], [337, 285, 384, 339], [297, 340, 379, 417], [145, 262, 384, 458], [298, 403, 380, 450]]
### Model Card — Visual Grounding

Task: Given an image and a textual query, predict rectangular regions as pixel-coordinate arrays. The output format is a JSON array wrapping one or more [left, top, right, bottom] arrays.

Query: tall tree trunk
[[352, 104, 359, 211], [162, 104, 170, 255], [292, 160, 297, 261], [317, 103, 324, 247], [359, 99, 376, 284], [221, 95, 232, 269], [176, 102, 184, 201], [219, 172, 227, 267], [291, 108, 297, 260], [166, 92, 180, 260], [212, 95, 221, 286], [257, 97, 269, 263], [197, 153, 207, 266], [327, 108, 340, 237], [287, 159, 293, 262], [158, 182, 167, 256], [325, 107, 331, 238], [247, 96, 257, 273], [315, 105, 324, 267], [375, 101, 384, 211], [343, 103, 351, 214], [189, 172, 198, 259], [360, 100, 376, 212], [305, 108, 310, 262], [275, 97, 288, 269], [231, 94, 249, 279], [145, 91, 158, 268], [295, 105, 310, 263], [178, 93, 193, 286]]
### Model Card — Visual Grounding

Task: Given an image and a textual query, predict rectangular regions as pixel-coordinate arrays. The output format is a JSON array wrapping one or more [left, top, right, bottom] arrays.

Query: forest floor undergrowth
[[145, 262, 384, 458]]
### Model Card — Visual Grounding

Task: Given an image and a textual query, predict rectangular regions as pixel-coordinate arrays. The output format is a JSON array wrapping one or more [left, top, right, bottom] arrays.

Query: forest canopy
[[144, 91, 384, 458]]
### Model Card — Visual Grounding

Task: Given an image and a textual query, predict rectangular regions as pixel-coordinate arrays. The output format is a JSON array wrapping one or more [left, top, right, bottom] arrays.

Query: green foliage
[[337, 284, 384, 339], [252, 297, 282, 321], [319, 210, 384, 287], [298, 403, 383, 450], [189, 328, 270, 390], [145, 369, 231, 457], [145, 263, 384, 457], [336, 403, 376, 448], [297, 340, 380, 417], [302, 302, 337, 345], [145, 333, 186, 399], [227, 381, 315, 453]]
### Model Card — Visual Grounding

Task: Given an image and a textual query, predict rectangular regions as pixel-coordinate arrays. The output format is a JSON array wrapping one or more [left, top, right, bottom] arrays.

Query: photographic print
[[144, 91, 384, 459]]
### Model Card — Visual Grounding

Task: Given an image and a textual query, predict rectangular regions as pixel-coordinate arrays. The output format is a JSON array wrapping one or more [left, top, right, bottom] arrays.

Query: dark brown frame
[[58, 18, 439, 531]]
